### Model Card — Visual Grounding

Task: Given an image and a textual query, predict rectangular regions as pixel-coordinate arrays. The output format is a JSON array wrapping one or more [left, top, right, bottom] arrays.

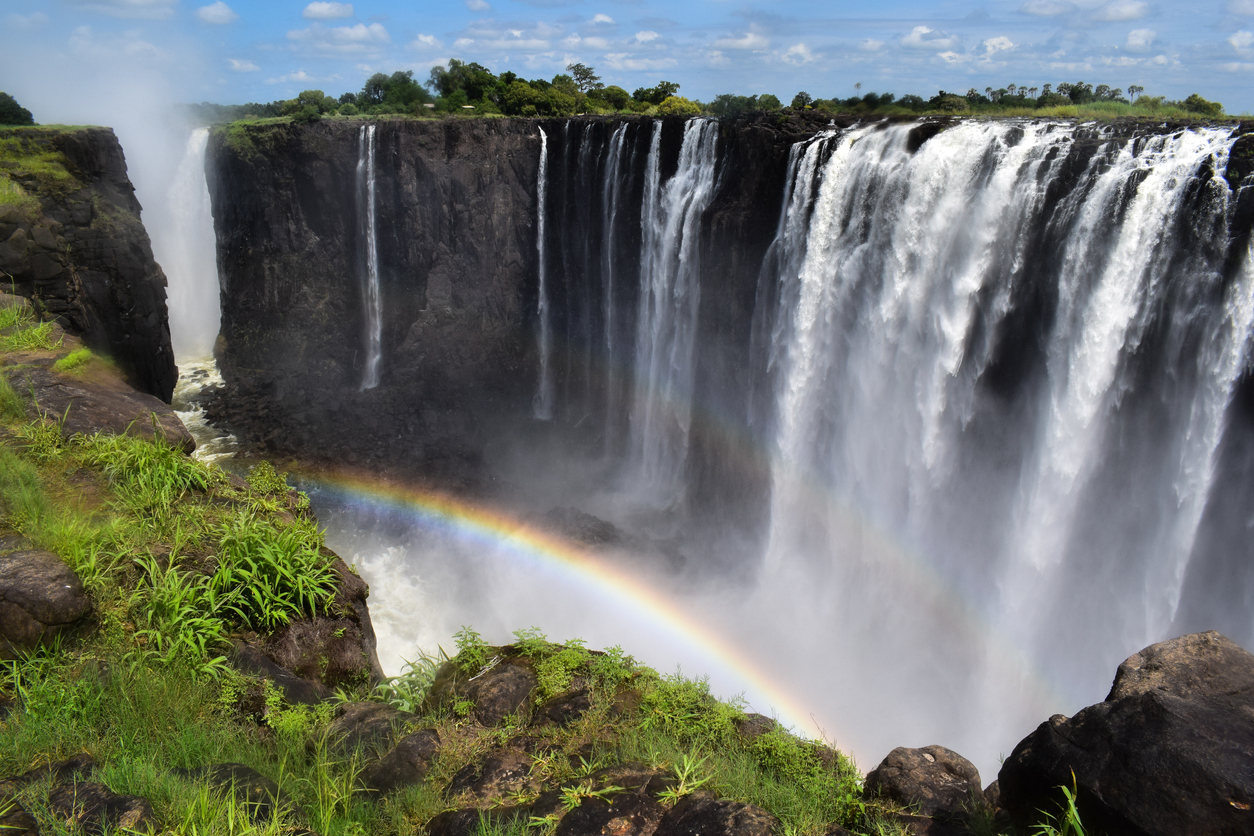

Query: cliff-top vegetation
[[187, 59, 1230, 126]]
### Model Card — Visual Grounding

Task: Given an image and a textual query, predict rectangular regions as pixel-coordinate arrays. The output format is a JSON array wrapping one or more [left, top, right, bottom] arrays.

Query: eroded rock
[[361, 729, 442, 794], [0, 550, 92, 660], [863, 745, 981, 820], [556, 791, 664, 836], [653, 792, 779, 836], [446, 749, 538, 803], [326, 702, 414, 755], [47, 781, 155, 836], [172, 763, 292, 822]]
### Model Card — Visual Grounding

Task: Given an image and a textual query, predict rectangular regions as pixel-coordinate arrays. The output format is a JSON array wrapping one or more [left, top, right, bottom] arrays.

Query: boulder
[[231, 644, 331, 706], [998, 631, 1254, 836], [326, 702, 414, 755], [466, 659, 537, 726], [863, 745, 981, 820], [556, 791, 664, 836], [446, 749, 538, 803], [0, 550, 92, 659], [426, 808, 527, 836], [733, 714, 777, 744], [0, 801, 37, 836], [653, 792, 779, 836], [535, 689, 592, 727], [47, 781, 155, 836], [361, 729, 442, 794]]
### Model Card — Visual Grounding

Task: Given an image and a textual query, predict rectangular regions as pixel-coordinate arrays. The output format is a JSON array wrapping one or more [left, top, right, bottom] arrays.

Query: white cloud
[[465, 0, 491, 11], [983, 36, 1014, 55], [900, 26, 960, 51], [1152, 53, 1169, 64], [68, 0, 175, 20], [603, 52, 678, 71], [1230, 30, 1254, 51], [267, 69, 315, 85], [781, 43, 814, 64], [1222, 60, 1254, 71], [1229, 0, 1254, 14], [1019, 0, 1074, 15], [303, 2, 353, 20], [938, 51, 971, 63], [1126, 28, 1156, 51], [858, 38, 885, 52], [6, 12, 49, 28], [591, 13, 614, 24], [196, 1, 238, 24], [228, 57, 259, 71], [455, 37, 474, 47], [713, 31, 769, 50], [411, 33, 442, 49], [634, 30, 659, 43], [1091, 0, 1148, 22], [287, 22, 391, 54], [583, 36, 609, 48]]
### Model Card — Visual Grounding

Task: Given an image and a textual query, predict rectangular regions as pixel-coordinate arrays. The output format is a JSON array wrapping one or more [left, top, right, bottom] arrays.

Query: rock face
[[0, 549, 92, 659], [998, 631, 1254, 836], [0, 128, 176, 401], [863, 745, 982, 819]]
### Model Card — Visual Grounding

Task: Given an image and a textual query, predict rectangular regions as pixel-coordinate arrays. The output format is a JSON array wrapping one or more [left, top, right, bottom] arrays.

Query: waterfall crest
[[534, 127, 553, 419], [357, 124, 382, 391]]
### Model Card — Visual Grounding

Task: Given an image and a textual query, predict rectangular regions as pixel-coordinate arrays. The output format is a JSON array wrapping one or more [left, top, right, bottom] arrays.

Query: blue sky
[[5, 0, 1254, 120]]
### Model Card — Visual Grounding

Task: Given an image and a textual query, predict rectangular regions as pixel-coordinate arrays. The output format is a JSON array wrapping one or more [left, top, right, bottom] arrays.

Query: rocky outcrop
[[863, 745, 983, 835], [998, 631, 1254, 835], [0, 548, 92, 659], [0, 128, 176, 401]]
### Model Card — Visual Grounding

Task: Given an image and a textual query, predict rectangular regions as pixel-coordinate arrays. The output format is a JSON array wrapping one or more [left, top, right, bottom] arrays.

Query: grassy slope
[[0, 302, 925, 836]]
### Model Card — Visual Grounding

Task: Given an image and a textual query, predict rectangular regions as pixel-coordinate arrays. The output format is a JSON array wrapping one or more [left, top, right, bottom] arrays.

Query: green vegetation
[[0, 303, 61, 352], [0, 92, 35, 126], [51, 346, 92, 372], [0, 131, 81, 217]]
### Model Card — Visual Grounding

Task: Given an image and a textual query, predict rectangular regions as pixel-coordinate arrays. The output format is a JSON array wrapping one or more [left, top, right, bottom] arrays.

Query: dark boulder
[[0, 800, 37, 836], [47, 781, 155, 836], [361, 728, 442, 794], [446, 749, 538, 803], [653, 792, 779, 836], [426, 808, 528, 836], [0, 549, 92, 659], [733, 714, 777, 744], [172, 763, 292, 822], [556, 791, 664, 836], [863, 745, 981, 820], [326, 702, 414, 755], [231, 644, 332, 706], [467, 660, 537, 726], [535, 689, 592, 727], [998, 631, 1254, 836]]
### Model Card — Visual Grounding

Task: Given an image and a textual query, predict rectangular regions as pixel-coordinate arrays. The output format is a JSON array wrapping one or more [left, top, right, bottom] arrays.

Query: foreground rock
[[48, 781, 156, 836], [864, 745, 982, 835], [654, 792, 780, 836], [998, 631, 1254, 835], [361, 729, 442, 794], [0, 549, 92, 659]]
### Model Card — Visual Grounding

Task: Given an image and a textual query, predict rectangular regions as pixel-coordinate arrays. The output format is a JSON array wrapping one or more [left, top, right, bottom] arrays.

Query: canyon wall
[[0, 127, 176, 401]]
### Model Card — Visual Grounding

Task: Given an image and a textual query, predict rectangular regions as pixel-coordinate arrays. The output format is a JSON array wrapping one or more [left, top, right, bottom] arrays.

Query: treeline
[[184, 61, 1227, 125]]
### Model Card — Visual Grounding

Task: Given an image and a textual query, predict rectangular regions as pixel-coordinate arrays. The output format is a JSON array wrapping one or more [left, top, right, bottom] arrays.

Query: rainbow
[[301, 470, 827, 737]]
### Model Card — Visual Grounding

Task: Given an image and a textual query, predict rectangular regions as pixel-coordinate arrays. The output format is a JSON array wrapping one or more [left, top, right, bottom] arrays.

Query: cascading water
[[534, 127, 553, 420], [629, 119, 720, 502], [600, 124, 628, 443], [357, 124, 382, 391]]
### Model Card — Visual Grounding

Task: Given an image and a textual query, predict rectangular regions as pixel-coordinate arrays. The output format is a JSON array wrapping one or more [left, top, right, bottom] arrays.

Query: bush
[[337, 103, 359, 116], [0, 93, 34, 126], [599, 85, 630, 110], [1183, 93, 1223, 116], [658, 96, 701, 116]]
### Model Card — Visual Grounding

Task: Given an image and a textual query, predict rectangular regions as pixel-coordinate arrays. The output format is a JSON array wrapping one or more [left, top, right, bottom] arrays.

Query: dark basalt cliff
[[203, 114, 832, 491], [0, 127, 177, 401]]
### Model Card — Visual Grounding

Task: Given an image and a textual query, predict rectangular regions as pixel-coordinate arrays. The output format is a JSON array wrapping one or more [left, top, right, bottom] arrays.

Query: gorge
[[193, 113, 1254, 776]]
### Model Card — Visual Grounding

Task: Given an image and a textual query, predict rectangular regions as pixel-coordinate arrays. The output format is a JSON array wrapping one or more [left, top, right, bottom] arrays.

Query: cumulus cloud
[[983, 36, 1014, 55], [714, 31, 769, 50], [1222, 60, 1254, 70], [1019, 0, 1075, 15], [900, 26, 960, 51], [228, 57, 259, 71], [591, 13, 614, 24], [287, 22, 391, 54], [1125, 28, 1156, 51], [1229, 30, 1254, 51], [267, 69, 315, 84], [781, 43, 814, 64], [465, 0, 491, 10], [69, 24, 167, 59], [303, 2, 353, 20], [938, 51, 971, 63], [68, 0, 176, 20], [634, 30, 659, 42], [858, 39, 885, 52], [410, 33, 442, 49], [196, 1, 238, 24], [1091, 0, 1149, 21]]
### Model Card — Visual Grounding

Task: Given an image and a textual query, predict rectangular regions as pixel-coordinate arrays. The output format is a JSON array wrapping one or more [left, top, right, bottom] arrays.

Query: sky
[[6, 0, 1254, 120]]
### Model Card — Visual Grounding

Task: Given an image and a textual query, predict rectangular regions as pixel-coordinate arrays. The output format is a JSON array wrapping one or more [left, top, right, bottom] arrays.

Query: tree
[[632, 81, 680, 105], [598, 85, 630, 110], [0, 93, 35, 126], [657, 96, 701, 116], [791, 91, 813, 109], [928, 91, 970, 112], [566, 63, 603, 94], [1183, 93, 1223, 116], [758, 93, 782, 111], [1128, 84, 1144, 101]]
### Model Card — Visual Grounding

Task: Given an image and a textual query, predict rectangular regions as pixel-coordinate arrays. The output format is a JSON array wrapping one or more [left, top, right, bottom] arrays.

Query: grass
[[0, 134, 81, 195], [51, 347, 92, 373], [0, 303, 62, 353]]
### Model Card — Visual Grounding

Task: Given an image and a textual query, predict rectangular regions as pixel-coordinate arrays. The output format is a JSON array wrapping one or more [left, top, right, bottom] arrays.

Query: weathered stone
[[998, 631, 1254, 836], [361, 729, 442, 794], [864, 745, 981, 820], [447, 749, 538, 803], [30, 226, 57, 250], [231, 644, 332, 706], [0, 550, 92, 660], [467, 659, 537, 726], [0, 800, 38, 836], [653, 792, 779, 836], [535, 688, 592, 727], [733, 713, 778, 744], [556, 790, 665, 836], [326, 702, 414, 755], [47, 781, 155, 836], [172, 763, 292, 822]]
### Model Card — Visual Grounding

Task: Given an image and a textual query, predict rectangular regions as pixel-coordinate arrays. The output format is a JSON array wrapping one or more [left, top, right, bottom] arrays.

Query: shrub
[[338, 103, 359, 116], [53, 347, 93, 373], [0, 92, 34, 126], [658, 96, 701, 116]]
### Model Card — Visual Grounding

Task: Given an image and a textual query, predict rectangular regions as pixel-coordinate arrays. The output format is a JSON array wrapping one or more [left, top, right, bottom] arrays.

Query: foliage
[[0, 302, 61, 352], [374, 649, 449, 712], [76, 430, 216, 520], [454, 625, 491, 673], [639, 672, 744, 746], [0, 92, 35, 126], [657, 96, 702, 116], [52, 346, 93, 372], [633, 81, 681, 106], [1032, 779, 1088, 836], [0, 134, 80, 195], [567, 63, 603, 94], [0, 372, 23, 419]]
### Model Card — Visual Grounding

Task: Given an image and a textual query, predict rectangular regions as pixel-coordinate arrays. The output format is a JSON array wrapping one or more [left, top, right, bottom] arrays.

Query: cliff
[[0, 127, 177, 401]]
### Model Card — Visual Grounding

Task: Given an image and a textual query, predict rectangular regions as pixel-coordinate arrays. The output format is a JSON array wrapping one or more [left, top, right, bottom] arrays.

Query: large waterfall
[[357, 124, 382, 391]]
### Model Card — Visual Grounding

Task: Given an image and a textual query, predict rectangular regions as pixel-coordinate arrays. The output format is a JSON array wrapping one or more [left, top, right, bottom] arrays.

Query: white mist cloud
[[983, 36, 1014, 56], [303, 2, 354, 20], [411, 34, 442, 50], [287, 22, 391, 55], [1229, 0, 1254, 14], [603, 52, 677, 71], [6, 12, 49, 28], [634, 30, 659, 43], [1126, 28, 1156, 51], [1091, 0, 1149, 21], [781, 43, 814, 65], [267, 69, 315, 84], [938, 50, 971, 63], [69, 0, 176, 20], [858, 39, 885, 52], [196, 1, 238, 24], [591, 13, 615, 25], [228, 57, 259, 71], [1229, 30, 1254, 51], [900, 26, 960, 51], [714, 31, 769, 50]]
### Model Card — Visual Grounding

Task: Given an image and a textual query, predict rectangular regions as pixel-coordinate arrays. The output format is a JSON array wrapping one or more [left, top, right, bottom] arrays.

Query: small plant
[[658, 752, 712, 803], [512, 626, 550, 657], [247, 460, 291, 495], [52, 347, 93, 373], [534, 642, 590, 701], [1032, 776, 1088, 836], [0, 373, 24, 419], [454, 625, 490, 674], [559, 781, 624, 811], [373, 649, 448, 712]]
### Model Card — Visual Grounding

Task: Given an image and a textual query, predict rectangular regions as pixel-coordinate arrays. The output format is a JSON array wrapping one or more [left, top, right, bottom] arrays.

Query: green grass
[[0, 304, 62, 352], [51, 347, 92, 373], [0, 135, 80, 195], [0, 172, 39, 214]]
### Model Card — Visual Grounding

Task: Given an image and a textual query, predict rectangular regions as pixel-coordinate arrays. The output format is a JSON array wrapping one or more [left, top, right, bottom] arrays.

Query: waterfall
[[534, 127, 553, 420], [159, 127, 221, 359], [601, 123, 628, 448], [357, 124, 382, 391], [629, 119, 720, 501]]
